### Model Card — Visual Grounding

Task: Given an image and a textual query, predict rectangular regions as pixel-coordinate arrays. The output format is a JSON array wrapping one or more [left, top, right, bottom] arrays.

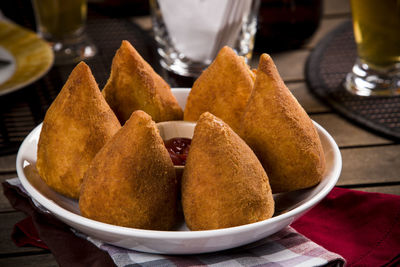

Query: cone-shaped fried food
[[36, 62, 121, 199], [102, 40, 183, 124], [184, 46, 255, 132], [242, 54, 326, 193], [79, 110, 178, 230], [182, 112, 274, 230]]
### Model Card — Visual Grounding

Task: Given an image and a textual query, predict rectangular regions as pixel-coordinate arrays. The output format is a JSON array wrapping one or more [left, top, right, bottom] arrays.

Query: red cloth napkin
[[12, 216, 49, 249], [292, 187, 400, 266], [3, 181, 400, 267]]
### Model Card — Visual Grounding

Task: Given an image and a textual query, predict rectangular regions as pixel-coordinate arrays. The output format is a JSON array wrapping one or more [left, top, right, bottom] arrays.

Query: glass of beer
[[345, 0, 400, 96], [32, 0, 97, 65]]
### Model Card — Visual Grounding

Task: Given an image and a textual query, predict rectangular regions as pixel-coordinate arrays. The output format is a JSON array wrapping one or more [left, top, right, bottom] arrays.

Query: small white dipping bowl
[[157, 120, 196, 178]]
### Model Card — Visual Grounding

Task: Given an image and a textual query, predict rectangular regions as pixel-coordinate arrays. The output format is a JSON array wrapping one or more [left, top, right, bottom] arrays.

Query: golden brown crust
[[241, 54, 326, 193], [79, 110, 178, 230], [182, 112, 274, 230], [36, 62, 121, 199], [102, 40, 183, 124], [183, 46, 254, 132]]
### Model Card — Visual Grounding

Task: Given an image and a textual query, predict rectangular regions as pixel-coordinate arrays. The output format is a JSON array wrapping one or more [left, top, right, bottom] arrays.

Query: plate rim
[[16, 88, 342, 241], [0, 20, 54, 96]]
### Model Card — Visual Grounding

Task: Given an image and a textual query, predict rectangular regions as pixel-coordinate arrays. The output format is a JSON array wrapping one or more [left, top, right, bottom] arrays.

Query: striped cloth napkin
[[80, 227, 344, 267], [5, 178, 345, 267]]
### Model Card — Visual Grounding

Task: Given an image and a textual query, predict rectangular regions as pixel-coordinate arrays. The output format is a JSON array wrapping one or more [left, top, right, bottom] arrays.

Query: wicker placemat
[[0, 11, 160, 155], [306, 21, 400, 141]]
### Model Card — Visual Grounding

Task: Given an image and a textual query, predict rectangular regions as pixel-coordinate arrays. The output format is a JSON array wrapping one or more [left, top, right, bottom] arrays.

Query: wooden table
[[1, 0, 399, 265]]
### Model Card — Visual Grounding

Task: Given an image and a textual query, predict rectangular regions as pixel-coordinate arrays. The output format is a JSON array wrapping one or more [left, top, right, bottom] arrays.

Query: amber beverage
[[32, 0, 96, 65], [32, 0, 87, 39], [345, 0, 400, 96], [351, 0, 400, 68]]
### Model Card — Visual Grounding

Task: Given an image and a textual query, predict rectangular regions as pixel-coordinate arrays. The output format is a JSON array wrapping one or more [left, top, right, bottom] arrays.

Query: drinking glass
[[32, 0, 97, 66], [255, 0, 322, 52], [150, 0, 261, 77], [344, 0, 400, 96]]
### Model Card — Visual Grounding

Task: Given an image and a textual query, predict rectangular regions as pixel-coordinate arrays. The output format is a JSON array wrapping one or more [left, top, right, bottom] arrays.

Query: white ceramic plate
[[16, 88, 342, 254]]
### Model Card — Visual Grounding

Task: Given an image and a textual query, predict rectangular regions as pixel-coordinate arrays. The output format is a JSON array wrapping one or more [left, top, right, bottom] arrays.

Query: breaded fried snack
[[79, 110, 178, 230], [36, 62, 121, 199], [182, 112, 274, 230], [184, 46, 255, 132], [102, 40, 183, 124], [241, 54, 326, 193]]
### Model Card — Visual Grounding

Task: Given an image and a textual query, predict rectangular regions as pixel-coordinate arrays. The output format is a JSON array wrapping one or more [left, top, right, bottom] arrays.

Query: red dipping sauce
[[164, 138, 191, 166]]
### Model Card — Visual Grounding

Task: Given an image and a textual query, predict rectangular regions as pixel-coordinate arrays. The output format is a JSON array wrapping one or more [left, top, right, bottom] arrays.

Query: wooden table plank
[[1, 173, 17, 212], [288, 82, 331, 113], [338, 145, 400, 187], [355, 185, 400, 196], [323, 0, 351, 16], [131, 16, 152, 31], [0, 254, 56, 267], [311, 114, 392, 147], [250, 50, 309, 82], [305, 17, 350, 49], [0, 155, 17, 172], [270, 50, 310, 82], [0, 212, 46, 255]]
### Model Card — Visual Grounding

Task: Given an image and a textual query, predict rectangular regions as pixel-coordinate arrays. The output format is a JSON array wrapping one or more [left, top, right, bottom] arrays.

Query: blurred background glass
[[150, 0, 261, 77], [255, 0, 322, 52], [31, 0, 97, 65]]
